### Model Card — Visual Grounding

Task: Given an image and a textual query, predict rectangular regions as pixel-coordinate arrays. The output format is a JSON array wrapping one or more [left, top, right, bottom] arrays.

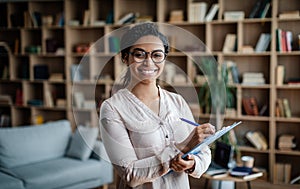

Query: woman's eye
[[153, 53, 163, 58], [134, 52, 145, 58]]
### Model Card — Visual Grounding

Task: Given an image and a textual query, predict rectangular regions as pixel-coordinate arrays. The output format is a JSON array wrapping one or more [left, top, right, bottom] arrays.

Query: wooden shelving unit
[[0, 0, 299, 188]]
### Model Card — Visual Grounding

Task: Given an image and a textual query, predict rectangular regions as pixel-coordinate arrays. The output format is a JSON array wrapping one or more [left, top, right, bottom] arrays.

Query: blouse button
[[165, 135, 168, 138]]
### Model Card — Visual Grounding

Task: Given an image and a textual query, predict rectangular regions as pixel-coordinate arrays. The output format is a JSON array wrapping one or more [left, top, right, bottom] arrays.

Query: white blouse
[[99, 86, 211, 189]]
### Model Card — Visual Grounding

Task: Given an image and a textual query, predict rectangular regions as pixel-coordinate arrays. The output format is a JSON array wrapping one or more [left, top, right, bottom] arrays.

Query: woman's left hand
[[170, 153, 195, 173]]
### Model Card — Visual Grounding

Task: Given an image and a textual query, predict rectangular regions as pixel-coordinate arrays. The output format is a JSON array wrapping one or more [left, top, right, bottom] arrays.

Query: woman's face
[[125, 35, 166, 85]]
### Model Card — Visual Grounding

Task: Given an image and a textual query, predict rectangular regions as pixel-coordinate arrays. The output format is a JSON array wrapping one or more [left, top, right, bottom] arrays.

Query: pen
[[180, 117, 200, 127]]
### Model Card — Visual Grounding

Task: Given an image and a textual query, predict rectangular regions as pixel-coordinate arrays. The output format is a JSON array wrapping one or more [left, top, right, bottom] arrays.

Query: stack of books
[[242, 72, 265, 85]]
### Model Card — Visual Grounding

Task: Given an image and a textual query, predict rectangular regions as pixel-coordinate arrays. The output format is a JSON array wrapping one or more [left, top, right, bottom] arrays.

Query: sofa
[[0, 120, 113, 189]]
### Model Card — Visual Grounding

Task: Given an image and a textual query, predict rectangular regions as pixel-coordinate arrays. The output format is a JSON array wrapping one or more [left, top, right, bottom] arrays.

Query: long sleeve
[[100, 101, 180, 188]]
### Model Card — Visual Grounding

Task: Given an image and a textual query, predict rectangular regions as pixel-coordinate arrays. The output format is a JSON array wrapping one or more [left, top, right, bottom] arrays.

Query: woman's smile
[[137, 67, 159, 76]]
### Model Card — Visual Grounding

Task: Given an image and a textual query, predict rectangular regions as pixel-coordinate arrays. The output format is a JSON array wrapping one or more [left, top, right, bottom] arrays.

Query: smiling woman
[[99, 22, 216, 189]]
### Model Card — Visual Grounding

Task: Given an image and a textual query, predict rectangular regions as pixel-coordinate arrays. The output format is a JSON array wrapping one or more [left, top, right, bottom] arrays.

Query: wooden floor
[[106, 177, 299, 189]]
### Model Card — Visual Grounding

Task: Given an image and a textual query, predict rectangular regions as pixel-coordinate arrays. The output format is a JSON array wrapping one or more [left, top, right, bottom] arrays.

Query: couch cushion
[[11, 157, 103, 189], [66, 125, 98, 160], [0, 171, 25, 189], [0, 120, 71, 168]]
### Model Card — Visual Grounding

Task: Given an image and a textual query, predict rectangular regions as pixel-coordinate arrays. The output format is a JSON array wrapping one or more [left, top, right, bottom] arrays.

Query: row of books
[[276, 29, 294, 52], [242, 97, 268, 116], [222, 33, 271, 53], [249, 0, 271, 19], [274, 163, 292, 184], [12, 11, 64, 28], [188, 3, 219, 22], [275, 98, 291, 118]]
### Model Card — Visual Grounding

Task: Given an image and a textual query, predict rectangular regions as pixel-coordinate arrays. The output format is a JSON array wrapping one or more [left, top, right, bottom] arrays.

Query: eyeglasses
[[129, 48, 166, 64]]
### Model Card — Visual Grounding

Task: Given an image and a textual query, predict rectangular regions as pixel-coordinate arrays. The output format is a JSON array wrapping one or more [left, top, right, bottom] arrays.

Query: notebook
[[182, 121, 242, 159]]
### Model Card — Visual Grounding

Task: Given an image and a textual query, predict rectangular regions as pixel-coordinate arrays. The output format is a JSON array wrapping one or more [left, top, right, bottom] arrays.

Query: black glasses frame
[[129, 48, 167, 64]]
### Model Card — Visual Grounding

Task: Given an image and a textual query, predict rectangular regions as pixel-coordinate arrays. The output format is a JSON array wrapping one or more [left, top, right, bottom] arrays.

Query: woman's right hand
[[176, 123, 215, 154]]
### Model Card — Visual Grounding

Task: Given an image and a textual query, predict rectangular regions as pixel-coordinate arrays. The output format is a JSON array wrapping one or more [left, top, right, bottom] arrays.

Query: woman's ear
[[122, 54, 129, 66]]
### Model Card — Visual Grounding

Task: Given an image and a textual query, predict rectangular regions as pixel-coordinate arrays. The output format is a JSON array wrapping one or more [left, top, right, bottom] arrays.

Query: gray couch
[[0, 120, 113, 189]]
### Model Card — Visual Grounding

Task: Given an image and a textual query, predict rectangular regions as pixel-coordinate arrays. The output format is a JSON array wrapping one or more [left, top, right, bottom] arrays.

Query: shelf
[[0, 0, 299, 188], [275, 150, 300, 156]]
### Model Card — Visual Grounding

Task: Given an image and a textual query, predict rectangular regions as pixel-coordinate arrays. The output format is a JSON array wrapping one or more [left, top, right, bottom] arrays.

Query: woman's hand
[[170, 153, 195, 173], [176, 123, 215, 154]]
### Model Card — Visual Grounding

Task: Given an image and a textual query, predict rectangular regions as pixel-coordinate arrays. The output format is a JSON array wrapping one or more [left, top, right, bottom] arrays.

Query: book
[[281, 30, 287, 51], [286, 31, 293, 52], [249, 0, 271, 18], [242, 97, 259, 116], [282, 98, 291, 118], [255, 33, 271, 52], [45, 90, 54, 107], [0, 95, 12, 105], [227, 61, 240, 84], [274, 163, 285, 183], [284, 164, 292, 184], [276, 98, 285, 117], [0, 114, 11, 127], [249, 0, 263, 18], [290, 175, 300, 184], [169, 10, 184, 23], [108, 36, 120, 53], [49, 73, 64, 81], [30, 11, 42, 27], [24, 11, 33, 28], [205, 3, 219, 21], [211, 172, 228, 179], [257, 0, 271, 18], [70, 64, 83, 81], [260, 2, 270, 18], [116, 12, 135, 25], [83, 10, 90, 26], [255, 131, 268, 150], [242, 171, 263, 180], [73, 92, 85, 108], [279, 10, 300, 19], [222, 34, 237, 53], [224, 11, 245, 21], [188, 2, 207, 22], [276, 29, 282, 51], [278, 134, 296, 150], [242, 72, 265, 85], [276, 65, 285, 85], [246, 131, 268, 150], [15, 89, 23, 106]]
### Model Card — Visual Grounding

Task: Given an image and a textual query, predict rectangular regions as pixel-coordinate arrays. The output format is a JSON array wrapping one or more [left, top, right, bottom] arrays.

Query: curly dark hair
[[120, 22, 169, 60]]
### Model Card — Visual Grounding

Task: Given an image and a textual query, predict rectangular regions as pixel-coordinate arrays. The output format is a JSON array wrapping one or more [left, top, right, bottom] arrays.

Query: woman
[[99, 22, 215, 189]]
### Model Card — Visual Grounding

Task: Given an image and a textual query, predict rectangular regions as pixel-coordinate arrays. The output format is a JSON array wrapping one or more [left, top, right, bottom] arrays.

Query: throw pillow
[[66, 125, 99, 160]]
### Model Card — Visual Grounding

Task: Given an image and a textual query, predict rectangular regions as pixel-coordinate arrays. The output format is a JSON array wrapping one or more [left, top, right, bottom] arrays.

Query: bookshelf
[[0, 0, 300, 188]]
